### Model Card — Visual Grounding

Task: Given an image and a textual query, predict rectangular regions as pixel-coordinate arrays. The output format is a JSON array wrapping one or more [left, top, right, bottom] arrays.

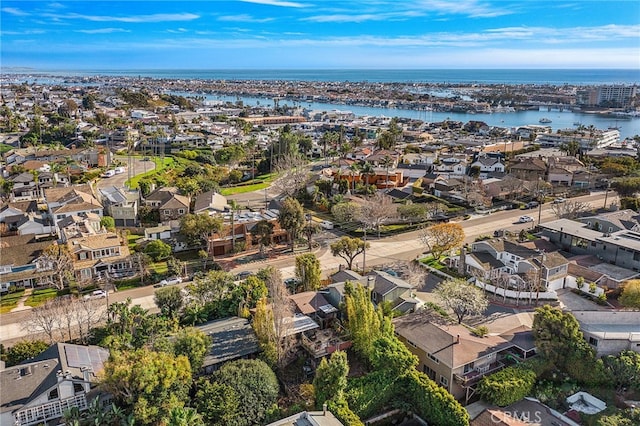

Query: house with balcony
[[0, 343, 109, 426], [195, 317, 261, 374], [67, 232, 132, 282], [394, 310, 536, 403], [8, 172, 39, 201], [0, 235, 58, 292]]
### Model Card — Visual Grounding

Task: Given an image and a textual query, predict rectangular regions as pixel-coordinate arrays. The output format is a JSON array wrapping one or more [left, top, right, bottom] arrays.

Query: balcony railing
[[15, 394, 88, 426], [454, 361, 504, 387]]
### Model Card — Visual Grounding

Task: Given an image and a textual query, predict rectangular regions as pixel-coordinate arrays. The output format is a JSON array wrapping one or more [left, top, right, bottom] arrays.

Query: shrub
[[472, 326, 489, 337], [589, 282, 597, 293], [477, 366, 537, 407], [327, 398, 364, 426], [402, 370, 469, 426]]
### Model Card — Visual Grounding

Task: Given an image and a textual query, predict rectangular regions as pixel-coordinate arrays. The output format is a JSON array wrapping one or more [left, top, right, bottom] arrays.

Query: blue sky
[[2, 1, 639, 69]]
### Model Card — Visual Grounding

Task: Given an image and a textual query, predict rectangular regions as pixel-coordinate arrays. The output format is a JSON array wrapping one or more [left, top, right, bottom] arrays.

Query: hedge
[[477, 366, 537, 407]]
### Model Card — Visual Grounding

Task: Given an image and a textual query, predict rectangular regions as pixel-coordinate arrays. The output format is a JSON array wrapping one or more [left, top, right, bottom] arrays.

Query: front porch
[[15, 394, 88, 426]]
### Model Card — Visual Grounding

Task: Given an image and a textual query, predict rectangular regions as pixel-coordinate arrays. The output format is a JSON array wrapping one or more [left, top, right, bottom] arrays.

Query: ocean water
[[5, 68, 640, 85]]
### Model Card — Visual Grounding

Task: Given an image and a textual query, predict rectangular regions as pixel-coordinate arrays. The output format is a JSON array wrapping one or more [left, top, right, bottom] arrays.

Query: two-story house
[[67, 232, 132, 281], [143, 187, 190, 222], [45, 185, 103, 227], [394, 310, 536, 403], [0, 235, 58, 292], [508, 158, 547, 182], [0, 343, 109, 426], [470, 155, 505, 179], [99, 186, 139, 227]]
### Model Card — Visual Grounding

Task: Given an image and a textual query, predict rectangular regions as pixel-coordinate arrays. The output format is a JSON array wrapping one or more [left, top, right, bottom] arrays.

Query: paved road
[[0, 191, 616, 343], [95, 156, 156, 190]]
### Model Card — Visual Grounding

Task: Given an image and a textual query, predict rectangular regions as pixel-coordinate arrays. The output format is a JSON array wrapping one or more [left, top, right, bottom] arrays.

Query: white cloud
[[239, 0, 308, 8], [75, 28, 131, 34], [2, 7, 29, 16], [218, 14, 276, 23], [2, 29, 46, 36], [44, 12, 200, 23], [302, 10, 423, 23]]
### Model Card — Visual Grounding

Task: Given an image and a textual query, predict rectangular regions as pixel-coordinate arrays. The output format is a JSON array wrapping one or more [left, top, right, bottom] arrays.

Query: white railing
[[15, 394, 88, 426]]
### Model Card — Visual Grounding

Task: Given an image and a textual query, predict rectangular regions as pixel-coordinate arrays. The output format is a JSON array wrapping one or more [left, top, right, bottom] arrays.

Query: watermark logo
[[491, 410, 543, 423]]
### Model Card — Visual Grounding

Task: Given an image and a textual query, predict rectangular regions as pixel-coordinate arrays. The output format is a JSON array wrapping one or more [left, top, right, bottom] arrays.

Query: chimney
[[57, 370, 64, 382], [81, 367, 92, 392], [323, 403, 327, 416], [367, 276, 375, 290], [456, 334, 460, 344]]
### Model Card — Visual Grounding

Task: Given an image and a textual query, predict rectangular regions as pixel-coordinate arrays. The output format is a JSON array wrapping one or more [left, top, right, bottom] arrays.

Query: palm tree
[[380, 155, 394, 188], [348, 162, 360, 194], [360, 161, 375, 189]]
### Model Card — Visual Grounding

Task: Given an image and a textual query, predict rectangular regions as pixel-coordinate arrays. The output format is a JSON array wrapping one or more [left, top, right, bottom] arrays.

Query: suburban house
[[0, 343, 110, 426], [394, 311, 536, 403], [508, 158, 547, 182], [470, 155, 505, 178], [99, 186, 139, 227], [573, 311, 640, 356], [193, 190, 229, 215], [289, 291, 339, 330], [44, 185, 103, 225], [7, 172, 39, 201], [0, 235, 58, 292], [195, 317, 261, 375], [143, 187, 190, 222], [540, 218, 640, 273], [144, 225, 172, 241], [67, 232, 133, 282], [452, 238, 569, 296]]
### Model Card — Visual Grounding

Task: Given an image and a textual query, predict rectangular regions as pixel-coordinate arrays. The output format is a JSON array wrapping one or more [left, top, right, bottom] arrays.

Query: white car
[[102, 170, 115, 178], [84, 290, 107, 300], [114, 166, 126, 174], [553, 197, 567, 204], [159, 277, 183, 287], [320, 220, 334, 230], [519, 215, 534, 223]]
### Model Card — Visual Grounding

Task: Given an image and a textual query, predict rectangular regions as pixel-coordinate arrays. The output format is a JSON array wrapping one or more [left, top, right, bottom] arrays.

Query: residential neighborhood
[[1, 74, 640, 426]]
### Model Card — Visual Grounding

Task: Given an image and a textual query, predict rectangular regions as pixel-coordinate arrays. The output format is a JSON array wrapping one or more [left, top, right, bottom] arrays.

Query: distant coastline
[[2, 68, 639, 85]]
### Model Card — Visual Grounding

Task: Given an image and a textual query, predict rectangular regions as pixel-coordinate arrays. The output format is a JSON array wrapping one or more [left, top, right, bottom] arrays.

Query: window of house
[[428, 353, 439, 364], [79, 252, 87, 260], [178, 209, 185, 214], [440, 376, 449, 387], [48, 388, 59, 400], [423, 365, 436, 380], [73, 383, 84, 393], [588, 337, 598, 347], [608, 227, 613, 233], [407, 340, 417, 348]]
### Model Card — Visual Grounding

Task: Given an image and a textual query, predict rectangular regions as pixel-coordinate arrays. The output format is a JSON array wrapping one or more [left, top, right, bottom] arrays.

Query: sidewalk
[[10, 288, 33, 313]]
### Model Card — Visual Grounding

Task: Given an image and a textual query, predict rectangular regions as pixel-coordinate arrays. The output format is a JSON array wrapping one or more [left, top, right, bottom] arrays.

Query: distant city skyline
[[2, 0, 639, 70]]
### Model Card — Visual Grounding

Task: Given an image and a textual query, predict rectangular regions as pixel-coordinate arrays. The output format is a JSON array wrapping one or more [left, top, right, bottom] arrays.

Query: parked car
[[84, 290, 107, 300], [320, 220, 334, 230], [159, 277, 183, 287], [525, 201, 539, 209], [114, 166, 126, 174], [553, 197, 567, 204], [519, 215, 534, 223], [102, 170, 115, 178]]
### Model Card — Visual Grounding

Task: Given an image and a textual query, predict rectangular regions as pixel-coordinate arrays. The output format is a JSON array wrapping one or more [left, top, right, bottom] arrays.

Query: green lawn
[[127, 234, 143, 249], [0, 143, 14, 155], [0, 290, 25, 314], [150, 261, 168, 275], [220, 173, 277, 196], [126, 157, 176, 189], [24, 288, 61, 308]]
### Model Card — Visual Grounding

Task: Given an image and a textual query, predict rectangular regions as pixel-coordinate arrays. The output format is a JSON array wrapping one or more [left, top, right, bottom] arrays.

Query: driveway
[[556, 288, 610, 311], [96, 156, 155, 190]]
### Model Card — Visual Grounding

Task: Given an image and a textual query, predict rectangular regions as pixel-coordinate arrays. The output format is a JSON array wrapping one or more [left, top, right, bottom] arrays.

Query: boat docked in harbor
[[539, 118, 552, 123]]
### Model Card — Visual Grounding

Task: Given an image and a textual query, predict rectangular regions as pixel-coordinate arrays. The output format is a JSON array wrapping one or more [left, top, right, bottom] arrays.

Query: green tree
[[180, 213, 223, 249], [397, 203, 428, 225], [435, 278, 488, 324], [603, 350, 640, 391], [330, 236, 369, 270], [1, 340, 49, 367], [611, 177, 640, 197], [313, 351, 349, 407], [166, 256, 184, 277], [163, 407, 205, 426], [559, 140, 580, 156], [620, 279, 640, 309], [278, 197, 305, 251], [253, 219, 274, 256], [295, 253, 322, 292], [344, 283, 393, 360], [144, 239, 172, 261], [532, 305, 594, 372], [331, 201, 362, 224], [194, 380, 240, 425], [100, 216, 116, 231], [477, 366, 537, 406], [370, 335, 418, 376], [211, 359, 279, 426], [173, 327, 212, 374], [154, 286, 184, 319], [101, 348, 192, 426]]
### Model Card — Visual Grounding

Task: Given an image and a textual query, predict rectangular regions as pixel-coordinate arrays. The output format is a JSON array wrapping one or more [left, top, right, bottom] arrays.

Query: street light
[[603, 179, 610, 209]]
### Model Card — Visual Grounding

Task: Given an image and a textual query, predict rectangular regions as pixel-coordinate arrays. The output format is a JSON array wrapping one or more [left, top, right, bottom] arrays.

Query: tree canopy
[[435, 278, 488, 324], [620, 279, 640, 309], [295, 253, 322, 292], [420, 222, 465, 259], [278, 197, 305, 251], [330, 236, 369, 270]]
